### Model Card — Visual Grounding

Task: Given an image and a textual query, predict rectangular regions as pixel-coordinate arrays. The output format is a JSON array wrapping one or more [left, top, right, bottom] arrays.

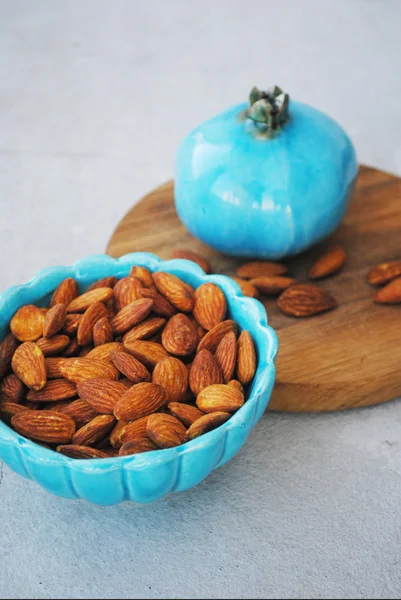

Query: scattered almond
[[250, 275, 295, 295], [374, 276, 401, 304], [237, 261, 287, 278], [171, 250, 212, 274], [368, 261, 401, 286], [277, 283, 337, 317], [230, 276, 259, 298], [308, 246, 347, 279]]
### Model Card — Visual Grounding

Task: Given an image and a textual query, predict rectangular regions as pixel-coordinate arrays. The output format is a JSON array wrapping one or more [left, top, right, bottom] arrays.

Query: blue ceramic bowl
[[0, 253, 278, 505]]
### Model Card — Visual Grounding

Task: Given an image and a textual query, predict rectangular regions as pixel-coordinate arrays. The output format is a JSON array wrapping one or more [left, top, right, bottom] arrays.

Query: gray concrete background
[[0, 1, 400, 598]]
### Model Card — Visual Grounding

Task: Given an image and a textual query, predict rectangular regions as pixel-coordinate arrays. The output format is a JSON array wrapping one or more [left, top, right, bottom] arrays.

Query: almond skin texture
[[171, 250, 212, 274], [26, 379, 77, 402], [215, 331, 237, 383], [77, 302, 108, 346], [153, 272, 194, 312], [111, 298, 153, 335], [230, 277, 259, 298], [189, 349, 223, 395], [123, 318, 166, 343], [152, 357, 188, 403], [61, 399, 100, 428], [86, 276, 117, 291], [308, 246, 347, 279], [77, 379, 127, 414], [0, 402, 29, 422], [50, 278, 79, 308], [146, 413, 187, 448], [113, 276, 142, 311], [277, 283, 337, 317], [374, 276, 401, 304], [59, 358, 119, 383], [43, 303, 67, 337], [72, 414, 115, 446], [93, 317, 113, 346], [368, 261, 401, 286], [119, 439, 158, 456], [167, 402, 204, 427], [196, 384, 244, 413], [193, 283, 227, 331], [109, 420, 129, 448], [11, 342, 47, 391], [0, 333, 19, 379], [118, 415, 150, 445], [129, 266, 154, 288], [227, 379, 244, 394], [10, 305, 45, 342], [62, 314, 82, 336], [66, 287, 113, 313], [110, 351, 151, 383], [139, 288, 177, 318], [12, 410, 76, 444], [36, 334, 70, 356], [0, 374, 25, 404], [45, 357, 65, 379], [86, 342, 124, 362], [236, 330, 256, 386], [186, 412, 231, 440], [250, 276, 296, 296], [57, 445, 109, 459], [161, 314, 198, 356], [114, 382, 166, 421], [123, 340, 169, 369], [237, 261, 287, 279]]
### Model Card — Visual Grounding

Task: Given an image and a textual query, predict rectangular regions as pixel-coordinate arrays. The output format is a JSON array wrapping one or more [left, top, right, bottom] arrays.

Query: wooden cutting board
[[107, 165, 401, 412]]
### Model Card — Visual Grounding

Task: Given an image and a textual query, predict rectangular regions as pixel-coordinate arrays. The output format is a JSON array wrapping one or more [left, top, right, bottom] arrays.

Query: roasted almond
[[93, 317, 113, 346], [139, 288, 177, 318], [111, 298, 153, 335], [77, 379, 127, 414], [171, 250, 212, 274], [186, 412, 231, 440], [250, 275, 295, 295], [123, 340, 169, 369], [0, 374, 25, 404], [37, 334, 70, 356], [215, 331, 237, 383], [50, 278, 79, 307], [374, 276, 401, 304], [79, 347, 93, 358], [230, 276, 259, 298], [123, 318, 166, 343], [0, 333, 19, 379], [45, 357, 65, 379], [57, 444, 110, 459], [11, 342, 47, 391], [12, 410, 76, 444], [236, 330, 256, 385], [86, 276, 117, 291], [189, 349, 223, 395], [153, 272, 194, 313], [72, 414, 115, 446], [86, 342, 124, 362], [110, 350, 151, 383], [152, 357, 188, 403], [167, 402, 204, 427], [62, 313, 82, 336], [0, 402, 29, 422], [368, 261, 401, 286], [161, 314, 198, 356], [109, 419, 129, 448], [26, 379, 77, 402], [196, 384, 244, 413], [59, 358, 119, 383], [66, 287, 113, 313], [193, 283, 227, 331], [129, 266, 154, 288], [43, 303, 67, 337], [118, 415, 150, 445], [146, 413, 187, 448], [113, 276, 142, 311], [308, 246, 347, 279], [10, 305, 45, 342], [61, 398, 100, 428], [237, 261, 287, 278], [227, 379, 244, 394], [119, 439, 158, 456], [114, 382, 166, 421], [277, 283, 337, 317], [77, 301, 108, 346]]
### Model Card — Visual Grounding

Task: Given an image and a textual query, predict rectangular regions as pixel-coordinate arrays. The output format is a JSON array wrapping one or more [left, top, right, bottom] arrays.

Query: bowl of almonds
[[0, 253, 277, 505]]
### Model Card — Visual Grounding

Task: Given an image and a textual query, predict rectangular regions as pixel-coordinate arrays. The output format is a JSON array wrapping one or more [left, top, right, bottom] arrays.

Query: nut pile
[[0, 266, 257, 459]]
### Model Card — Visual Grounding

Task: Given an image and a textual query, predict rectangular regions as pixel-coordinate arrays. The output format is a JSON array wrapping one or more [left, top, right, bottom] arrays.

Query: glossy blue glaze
[[0, 253, 278, 505], [175, 101, 358, 258]]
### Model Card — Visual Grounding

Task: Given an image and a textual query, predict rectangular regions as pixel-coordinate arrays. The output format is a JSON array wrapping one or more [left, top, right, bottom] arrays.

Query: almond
[[57, 444, 110, 459], [62, 313, 82, 336], [106, 298, 117, 320], [66, 287, 113, 313], [43, 303, 67, 337], [186, 412, 231, 440], [109, 419, 129, 448], [308, 246, 347, 279], [12, 410, 76, 444], [369, 262, 401, 286], [0, 374, 25, 404], [167, 402, 204, 427], [236, 330, 256, 385], [230, 276, 259, 298], [45, 357, 65, 379], [93, 317, 113, 346], [86, 276, 117, 291], [50, 278, 79, 307], [123, 340, 169, 369], [11, 342, 46, 391], [0, 333, 19, 378], [59, 358, 119, 383], [227, 379, 244, 394], [193, 283, 227, 331], [0, 402, 29, 422], [161, 314, 198, 356], [72, 414, 115, 446], [215, 331, 237, 383], [62, 338, 81, 358], [237, 261, 288, 278], [86, 342, 124, 362], [171, 250, 212, 274], [114, 382, 166, 421], [61, 398, 100, 428], [129, 266, 154, 288], [196, 384, 244, 413], [122, 317, 166, 343], [119, 439, 158, 456], [153, 272, 194, 312], [110, 351, 151, 383], [113, 276, 142, 311], [189, 349, 223, 395], [250, 276, 296, 295], [10, 305, 45, 342], [277, 283, 337, 317], [374, 276, 401, 304], [139, 288, 177, 318], [146, 413, 187, 448], [26, 379, 77, 402], [152, 357, 188, 403], [111, 298, 153, 335], [37, 334, 70, 356], [118, 415, 150, 445], [189, 316, 207, 345], [77, 379, 127, 414], [77, 301, 108, 346]]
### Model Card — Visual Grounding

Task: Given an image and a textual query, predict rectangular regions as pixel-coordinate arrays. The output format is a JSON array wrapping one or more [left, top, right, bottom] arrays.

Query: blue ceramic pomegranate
[[175, 86, 357, 259]]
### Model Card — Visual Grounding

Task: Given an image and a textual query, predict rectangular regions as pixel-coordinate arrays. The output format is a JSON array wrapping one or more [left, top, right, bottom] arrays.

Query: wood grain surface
[[107, 165, 401, 412]]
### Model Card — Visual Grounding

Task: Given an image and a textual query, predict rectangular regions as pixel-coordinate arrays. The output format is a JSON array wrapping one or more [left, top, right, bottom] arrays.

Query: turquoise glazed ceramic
[[175, 86, 358, 259], [0, 253, 278, 505]]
